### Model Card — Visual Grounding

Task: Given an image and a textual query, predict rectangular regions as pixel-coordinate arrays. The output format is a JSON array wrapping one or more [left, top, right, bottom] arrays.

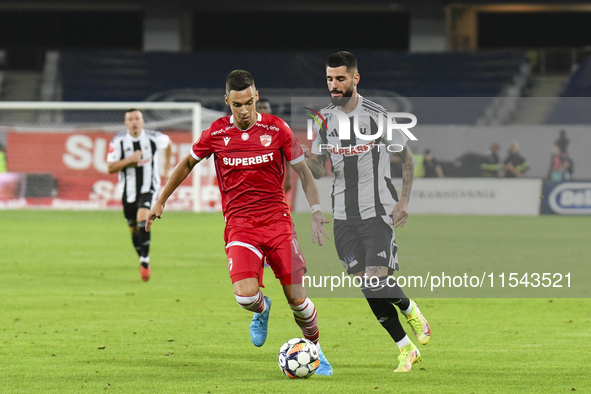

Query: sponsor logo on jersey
[[212, 127, 230, 136], [136, 157, 151, 166], [241, 133, 249, 141], [255, 123, 280, 132], [260, 134, 272, 147], [320, 140, 376, 156], [223, 137, 231, 146], [108, 144, 115, 154], [222, 153, 274, 167]]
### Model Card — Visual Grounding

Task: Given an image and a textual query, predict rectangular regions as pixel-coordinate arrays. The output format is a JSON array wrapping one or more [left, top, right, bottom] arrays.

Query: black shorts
[[123, 192, 155, 226], [333, 216, 399, 275]]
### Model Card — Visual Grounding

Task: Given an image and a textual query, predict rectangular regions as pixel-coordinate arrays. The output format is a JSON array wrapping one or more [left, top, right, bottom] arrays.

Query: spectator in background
[[422, 149, 444, 178], [503, 140, 529, 178], [480, 142, 501, 177], [390, 152, 403, 178], [412, 147, 424, 178], [547, 142, 573, 182], [0, 143, 7, 172], [555, 130, 570, 153], [256, 98, 272, 115]]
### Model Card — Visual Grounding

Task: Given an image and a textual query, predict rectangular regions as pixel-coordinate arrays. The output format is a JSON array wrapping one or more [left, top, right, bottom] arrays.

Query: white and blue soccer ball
[[277, 338, 320, 379]]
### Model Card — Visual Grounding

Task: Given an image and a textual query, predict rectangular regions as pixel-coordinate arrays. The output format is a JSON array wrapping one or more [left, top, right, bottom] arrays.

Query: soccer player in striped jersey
[[302, 51, 431, 372], [146, 70, 332, 375], [107, 109, 172, 282]]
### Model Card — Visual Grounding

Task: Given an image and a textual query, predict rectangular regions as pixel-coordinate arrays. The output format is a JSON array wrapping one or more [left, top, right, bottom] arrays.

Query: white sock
[[235, 292, 266, 314], [401, 301, 413, 315], [396, 335, 411, 349]]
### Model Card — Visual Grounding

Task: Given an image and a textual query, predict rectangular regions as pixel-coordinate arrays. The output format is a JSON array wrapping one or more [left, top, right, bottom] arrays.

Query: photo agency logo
[[303, 107, 418, 154]]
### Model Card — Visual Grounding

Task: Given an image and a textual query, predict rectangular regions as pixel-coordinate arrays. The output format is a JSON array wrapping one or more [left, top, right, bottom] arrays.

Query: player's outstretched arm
[[291, 161, 330, 246], [146, 153, 199, 231], [393, 145, 414, 228]]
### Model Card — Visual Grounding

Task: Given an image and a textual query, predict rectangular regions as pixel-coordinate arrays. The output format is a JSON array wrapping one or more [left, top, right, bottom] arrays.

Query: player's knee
[[288, 296, 306, 306], [232, 275, 260, 297]]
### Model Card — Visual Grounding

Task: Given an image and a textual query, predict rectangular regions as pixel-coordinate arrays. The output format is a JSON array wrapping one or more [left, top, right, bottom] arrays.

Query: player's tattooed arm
[[392, 145, 414, 228], [397, 145, 415, 200], [308, 153, 327, 179], [300, 143, 327, 179]]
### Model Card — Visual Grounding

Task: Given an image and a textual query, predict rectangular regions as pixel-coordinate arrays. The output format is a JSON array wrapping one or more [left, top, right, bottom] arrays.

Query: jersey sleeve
[[280, 121, 304, 165], [106, 135, 122, 163], [154, 131, 170, 150], [310, 119, 324, 155], [382, 113, 409, 149], [191, 128, 213, 161]]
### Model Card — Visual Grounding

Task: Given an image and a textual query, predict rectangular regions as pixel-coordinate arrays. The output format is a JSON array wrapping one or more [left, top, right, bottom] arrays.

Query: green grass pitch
[[1, 210, 589, 393]]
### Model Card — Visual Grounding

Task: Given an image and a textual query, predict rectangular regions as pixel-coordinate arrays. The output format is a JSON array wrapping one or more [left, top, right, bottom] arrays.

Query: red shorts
[[224, 213, 306, 287]]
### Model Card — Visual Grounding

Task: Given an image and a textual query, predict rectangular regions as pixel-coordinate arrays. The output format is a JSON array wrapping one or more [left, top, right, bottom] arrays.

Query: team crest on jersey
[[241, 133, 249, 141], [260, 134, 272, 147]]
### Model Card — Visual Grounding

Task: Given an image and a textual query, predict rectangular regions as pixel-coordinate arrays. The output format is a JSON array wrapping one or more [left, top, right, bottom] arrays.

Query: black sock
[[137, 221, 150, 260], [393, 298, 411, 312], [361, 276, 407, 301], [365, 297, 407, 343], [131, 231, 142, 257]]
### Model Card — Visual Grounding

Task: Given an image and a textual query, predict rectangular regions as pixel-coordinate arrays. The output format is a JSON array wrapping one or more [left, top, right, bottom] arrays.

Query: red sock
[[290, 298, 319, 344]]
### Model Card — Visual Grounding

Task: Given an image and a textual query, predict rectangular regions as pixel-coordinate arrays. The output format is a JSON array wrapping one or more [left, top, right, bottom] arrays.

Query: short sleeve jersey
[[106, 129, 170, 203], [310, 96, 409, 220], [191, 113, 304, 227]]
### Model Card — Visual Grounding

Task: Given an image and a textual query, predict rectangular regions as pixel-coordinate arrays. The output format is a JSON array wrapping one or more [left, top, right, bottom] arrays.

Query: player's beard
[[330, 82, 354, 106]]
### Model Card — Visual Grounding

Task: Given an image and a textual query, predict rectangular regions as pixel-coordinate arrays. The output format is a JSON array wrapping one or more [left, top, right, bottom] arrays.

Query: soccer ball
[[277, 338, 320, 379]]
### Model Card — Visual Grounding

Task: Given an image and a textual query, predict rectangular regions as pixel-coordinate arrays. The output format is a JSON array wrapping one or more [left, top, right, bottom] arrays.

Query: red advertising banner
[[2, 130, 221, 210]]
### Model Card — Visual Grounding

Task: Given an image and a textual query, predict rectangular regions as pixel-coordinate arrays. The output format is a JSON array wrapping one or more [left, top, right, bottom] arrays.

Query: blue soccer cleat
[[250, 296, 271, 347], [315, 342, 333, 376]]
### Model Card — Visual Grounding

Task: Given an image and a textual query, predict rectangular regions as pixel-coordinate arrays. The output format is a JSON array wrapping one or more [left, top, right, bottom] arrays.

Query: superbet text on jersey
[[191, 113, 304, 227]]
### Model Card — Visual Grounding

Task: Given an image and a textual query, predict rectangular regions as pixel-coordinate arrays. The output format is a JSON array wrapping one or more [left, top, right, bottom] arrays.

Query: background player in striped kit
[[146, 70, 332, 375], [107, 109, 172, 282], [302, 51, 431, 372]]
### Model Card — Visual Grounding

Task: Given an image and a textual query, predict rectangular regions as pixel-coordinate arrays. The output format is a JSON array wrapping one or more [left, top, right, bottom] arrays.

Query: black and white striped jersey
[[311, 96, 409, 221], [107, 129, 170, 203]]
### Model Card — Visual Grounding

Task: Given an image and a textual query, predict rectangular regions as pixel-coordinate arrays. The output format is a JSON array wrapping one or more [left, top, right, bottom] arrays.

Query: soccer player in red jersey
[[146, 70, 333, 375]]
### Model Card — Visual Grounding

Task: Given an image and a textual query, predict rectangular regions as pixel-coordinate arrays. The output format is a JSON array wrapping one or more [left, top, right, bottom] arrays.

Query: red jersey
[[191, 113, 304, 228]]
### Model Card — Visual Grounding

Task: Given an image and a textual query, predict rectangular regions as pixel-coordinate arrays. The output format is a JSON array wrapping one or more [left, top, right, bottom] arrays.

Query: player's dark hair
[[326, 51, 358, 74], [125, 108, 141, 114], [226, 70, 255, 93]]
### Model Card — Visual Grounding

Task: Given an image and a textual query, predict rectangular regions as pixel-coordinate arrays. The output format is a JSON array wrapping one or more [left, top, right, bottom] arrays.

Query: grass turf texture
[[0, 210, 589, 393]]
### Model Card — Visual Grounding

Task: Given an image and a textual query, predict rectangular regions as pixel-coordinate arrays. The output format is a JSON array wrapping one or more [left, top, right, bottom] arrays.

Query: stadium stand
[[59, 50, 528, 124], [546, 55, 591, 124]]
